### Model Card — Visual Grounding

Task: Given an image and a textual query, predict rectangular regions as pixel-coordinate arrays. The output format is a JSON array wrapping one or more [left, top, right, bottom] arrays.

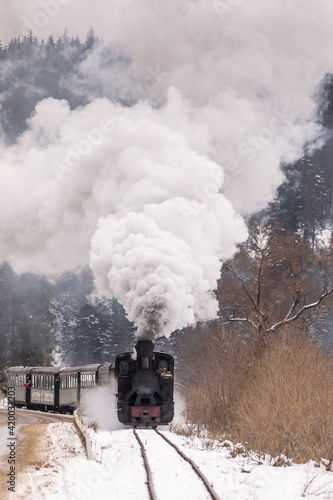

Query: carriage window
[[158, 360, 168, 370], [120, 361, 129, 375]]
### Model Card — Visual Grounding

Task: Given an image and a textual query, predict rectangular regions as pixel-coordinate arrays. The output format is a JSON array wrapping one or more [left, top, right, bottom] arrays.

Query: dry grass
[[183, 328, 251, 432], [87, 418, 100, 432], [182, 328, 333, 465], [233, 333, 333, 465]]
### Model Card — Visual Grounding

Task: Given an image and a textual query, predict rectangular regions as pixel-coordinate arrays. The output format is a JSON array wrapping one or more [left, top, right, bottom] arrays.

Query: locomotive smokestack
[[135, 340, 154, 369]]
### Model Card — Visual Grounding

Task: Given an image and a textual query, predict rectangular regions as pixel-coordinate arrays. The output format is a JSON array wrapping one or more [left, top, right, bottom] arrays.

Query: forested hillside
[[0, 28, 333, 385]]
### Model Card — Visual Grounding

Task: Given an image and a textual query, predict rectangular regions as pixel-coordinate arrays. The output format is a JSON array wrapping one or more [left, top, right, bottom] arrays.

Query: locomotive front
[[115, 340, 174, 427]]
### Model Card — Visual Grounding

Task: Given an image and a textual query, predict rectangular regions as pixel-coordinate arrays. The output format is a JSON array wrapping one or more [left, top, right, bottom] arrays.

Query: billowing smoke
[[1, 1, 333, 338]]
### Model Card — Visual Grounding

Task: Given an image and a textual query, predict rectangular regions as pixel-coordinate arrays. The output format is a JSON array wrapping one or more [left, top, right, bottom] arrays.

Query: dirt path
[[16, 424, 52, 498], [1, 423, 51, 500], [0, 409, 73, 500], [0, 421, 10, 500]]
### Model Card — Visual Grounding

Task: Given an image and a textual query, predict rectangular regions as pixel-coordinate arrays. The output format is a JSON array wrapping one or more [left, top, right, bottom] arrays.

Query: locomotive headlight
[[132, 369, 159, 395]]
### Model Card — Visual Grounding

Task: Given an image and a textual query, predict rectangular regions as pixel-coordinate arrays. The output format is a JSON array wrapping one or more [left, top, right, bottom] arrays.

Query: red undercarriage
[[131, 406, 161, 425]]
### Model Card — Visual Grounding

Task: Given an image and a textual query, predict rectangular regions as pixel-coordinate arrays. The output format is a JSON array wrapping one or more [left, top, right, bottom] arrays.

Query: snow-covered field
[[16, 422, 333, 500]]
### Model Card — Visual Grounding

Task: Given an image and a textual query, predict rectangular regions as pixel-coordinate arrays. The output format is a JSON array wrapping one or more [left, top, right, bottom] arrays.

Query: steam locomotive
[[115, 340, 174, 427], [6, 340, 174, 427]]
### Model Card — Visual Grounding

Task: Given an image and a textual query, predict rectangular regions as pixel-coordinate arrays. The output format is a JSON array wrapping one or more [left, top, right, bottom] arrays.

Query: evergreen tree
[[84, 26, 98, 51], [8, 273, 55, 366], [0, 264, 15, 381], [0, 28, 132, 140]]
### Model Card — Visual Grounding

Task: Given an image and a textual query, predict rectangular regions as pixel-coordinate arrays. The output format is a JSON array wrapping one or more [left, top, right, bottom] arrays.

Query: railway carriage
[[59, 366, 79, 412], [77, 364, 103, 408], [7, 366, 33, 408], [7, 363, 114, 413], [30, 366, 61, 411]]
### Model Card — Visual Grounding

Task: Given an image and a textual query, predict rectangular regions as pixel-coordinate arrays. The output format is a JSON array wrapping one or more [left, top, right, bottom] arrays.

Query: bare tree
[[217, 216, 333, 350]]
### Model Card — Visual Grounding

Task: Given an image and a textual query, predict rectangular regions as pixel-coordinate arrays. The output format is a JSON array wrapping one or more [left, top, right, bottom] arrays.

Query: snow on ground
[[16, 421, 333, 500], [15, 422, 87, 500], [158, 431, 333, 500]]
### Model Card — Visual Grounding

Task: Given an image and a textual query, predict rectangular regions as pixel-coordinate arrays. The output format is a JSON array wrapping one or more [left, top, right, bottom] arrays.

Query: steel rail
[[154, 428, 220, 500], [133, 428, 158, 500]]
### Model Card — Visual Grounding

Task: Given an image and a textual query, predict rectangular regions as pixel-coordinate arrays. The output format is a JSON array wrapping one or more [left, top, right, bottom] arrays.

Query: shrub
[[183, 328, 252, 433], [233, 332, 333, 465]]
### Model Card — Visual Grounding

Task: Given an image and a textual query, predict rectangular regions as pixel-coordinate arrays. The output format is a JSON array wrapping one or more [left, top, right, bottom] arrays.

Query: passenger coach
[[7, 363, 113, 413]]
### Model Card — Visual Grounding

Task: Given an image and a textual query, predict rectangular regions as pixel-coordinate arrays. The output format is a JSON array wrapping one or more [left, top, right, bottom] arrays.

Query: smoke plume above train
[[0, 0, 333, 339]]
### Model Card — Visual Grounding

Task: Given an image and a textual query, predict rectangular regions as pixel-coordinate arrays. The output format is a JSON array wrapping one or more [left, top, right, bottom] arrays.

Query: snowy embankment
[[15, 422, 333, 500]]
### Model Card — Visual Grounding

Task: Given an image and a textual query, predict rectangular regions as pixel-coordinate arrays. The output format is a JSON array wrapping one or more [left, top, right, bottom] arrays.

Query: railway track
[[133, 428, 220, 500]]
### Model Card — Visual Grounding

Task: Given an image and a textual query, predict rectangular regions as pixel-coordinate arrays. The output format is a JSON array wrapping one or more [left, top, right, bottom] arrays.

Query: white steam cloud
[[1, 1, 333, 338]]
